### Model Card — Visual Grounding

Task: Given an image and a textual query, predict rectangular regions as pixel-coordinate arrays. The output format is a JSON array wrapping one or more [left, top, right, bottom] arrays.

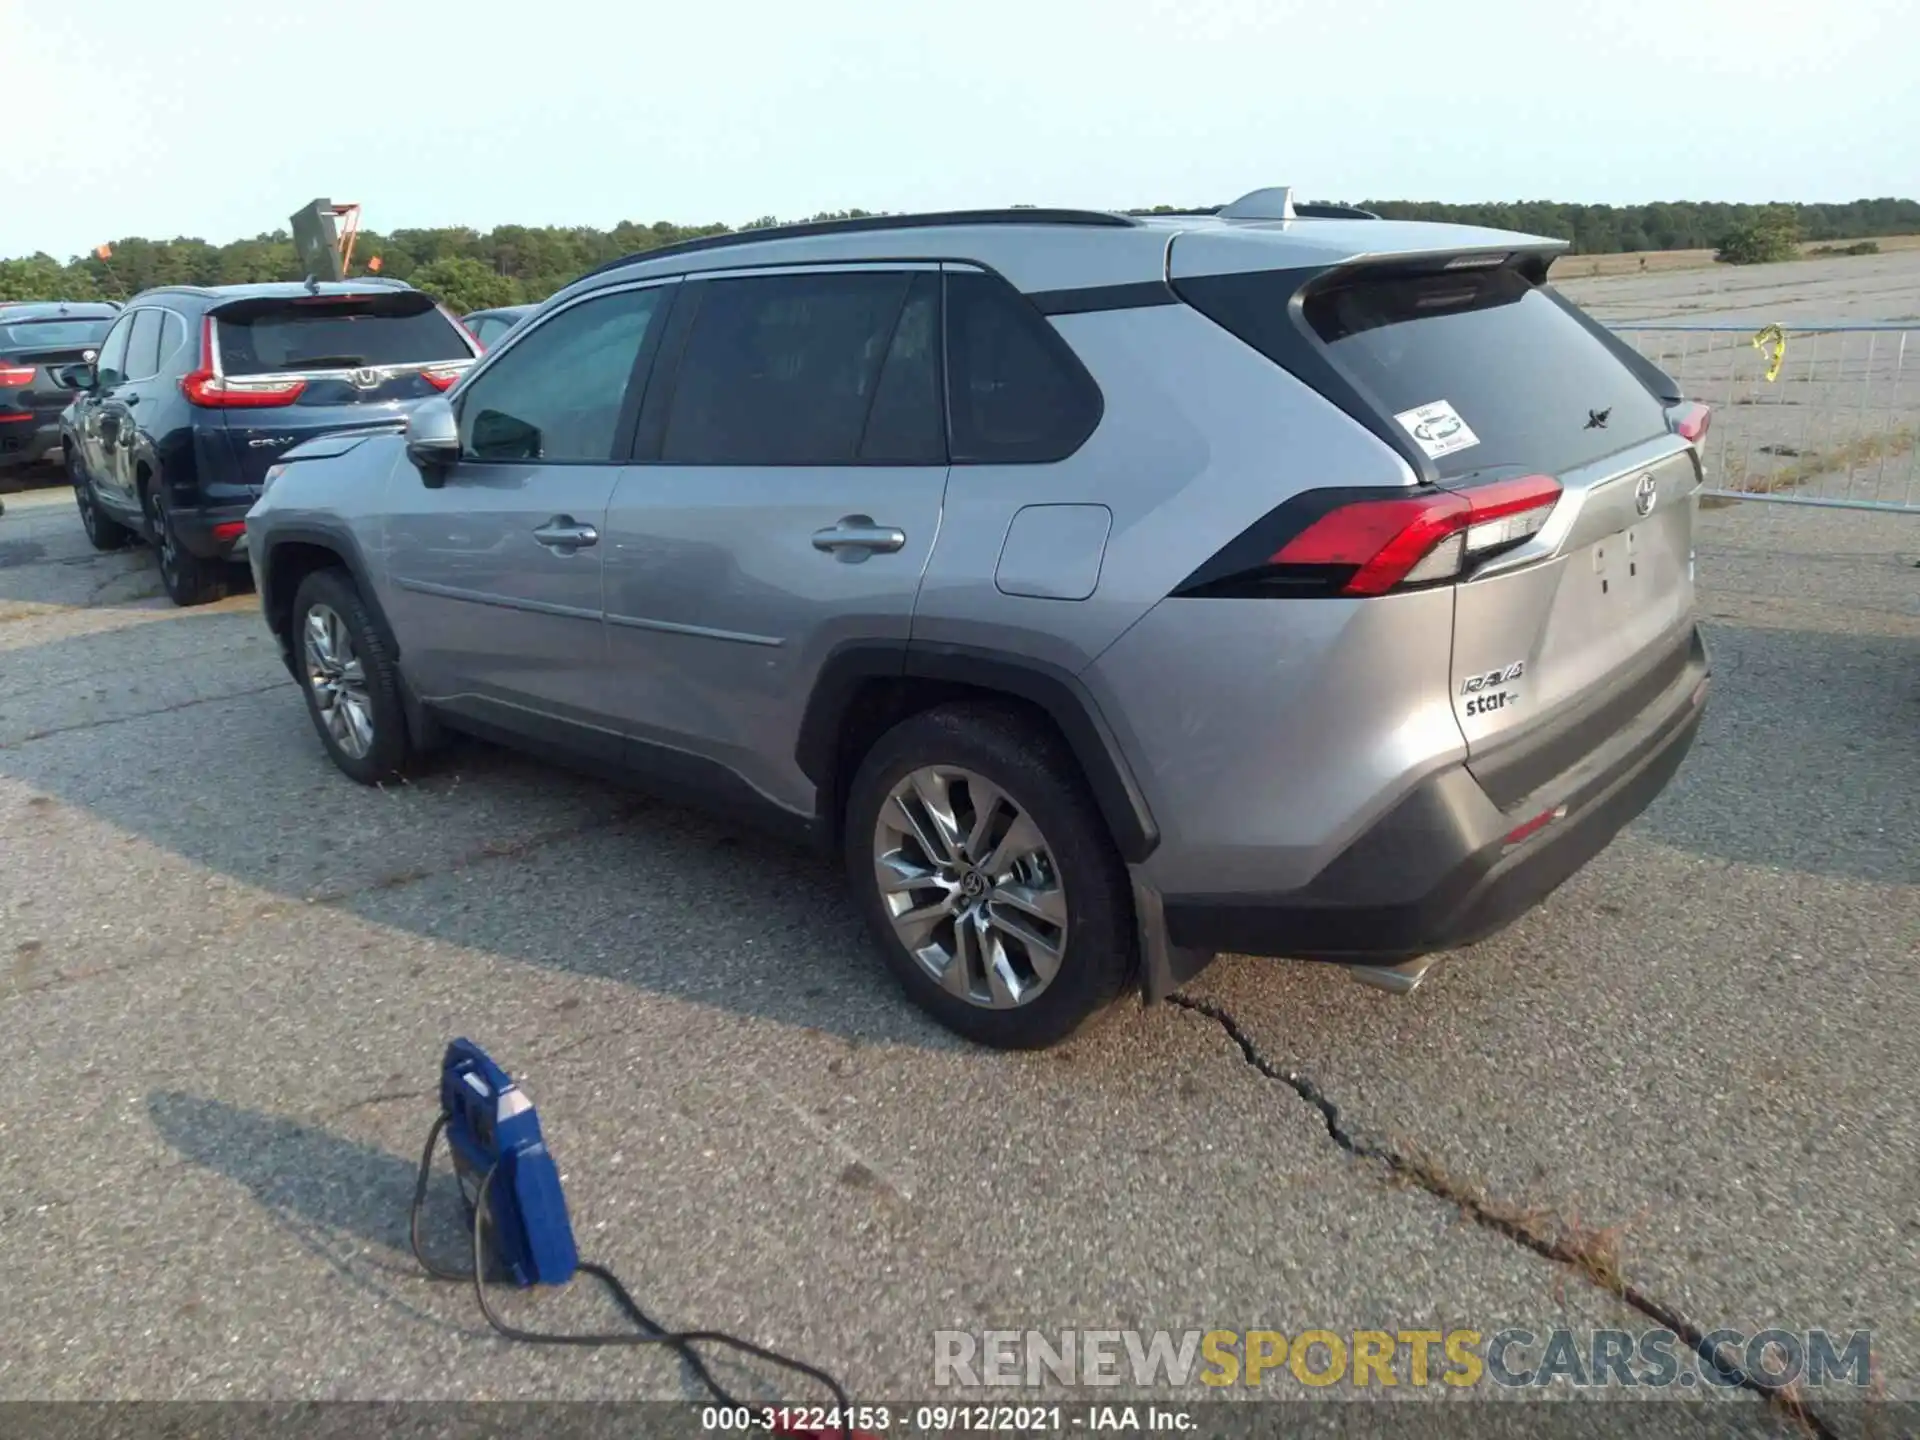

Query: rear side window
[[158, 312, 187, 372], [94, 315, 133, 386], [660, 270, 923, 466], [458, 284, 665, 463], [125, 311, 164, 380], [856, 272, 944, 464], [216, 296, 470, 376], [944, 270, 1101, 464], [0, 319, 113, 350], [1191, 265, 1666, 479]]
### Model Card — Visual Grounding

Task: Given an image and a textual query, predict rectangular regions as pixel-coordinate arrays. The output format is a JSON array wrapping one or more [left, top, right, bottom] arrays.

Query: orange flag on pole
[[94, 242, 112, 260]]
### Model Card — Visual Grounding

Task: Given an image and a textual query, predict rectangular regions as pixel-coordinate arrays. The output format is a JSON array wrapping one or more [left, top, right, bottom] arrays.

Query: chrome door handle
[[532, 516, 599, 551], [811, 515, 906, 556]]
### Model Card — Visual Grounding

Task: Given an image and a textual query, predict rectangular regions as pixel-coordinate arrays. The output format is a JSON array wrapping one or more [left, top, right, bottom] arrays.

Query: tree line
[[3, 199, 1915, 314]]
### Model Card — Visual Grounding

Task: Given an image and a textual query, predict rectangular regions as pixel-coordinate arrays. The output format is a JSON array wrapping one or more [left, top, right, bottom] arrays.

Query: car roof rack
[[578, 207, 1139, 282]]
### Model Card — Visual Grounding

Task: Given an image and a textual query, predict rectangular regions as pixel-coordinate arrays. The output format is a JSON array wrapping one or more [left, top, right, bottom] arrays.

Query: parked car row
[[235, 191, 1714, 1048], [52, 278, 478, 603], [0, 301, 120, 478]]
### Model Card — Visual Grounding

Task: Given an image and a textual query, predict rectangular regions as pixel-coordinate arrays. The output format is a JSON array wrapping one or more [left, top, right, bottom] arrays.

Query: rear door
[[599, 265, 948, 812], [205, 290, 478, 487], [1292, 261, 1696, 757]]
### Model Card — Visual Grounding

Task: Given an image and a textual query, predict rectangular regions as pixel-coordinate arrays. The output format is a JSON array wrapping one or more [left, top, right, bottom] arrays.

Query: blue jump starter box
[[439, 1038, 579, 1286]]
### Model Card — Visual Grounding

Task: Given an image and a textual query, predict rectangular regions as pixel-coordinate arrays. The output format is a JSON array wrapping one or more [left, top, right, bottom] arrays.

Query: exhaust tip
[[1346, 954, 1444, 996]]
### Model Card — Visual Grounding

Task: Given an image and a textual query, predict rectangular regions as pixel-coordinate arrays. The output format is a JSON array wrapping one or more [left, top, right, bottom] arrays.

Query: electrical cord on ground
[[409, 1112, 856, 1434]]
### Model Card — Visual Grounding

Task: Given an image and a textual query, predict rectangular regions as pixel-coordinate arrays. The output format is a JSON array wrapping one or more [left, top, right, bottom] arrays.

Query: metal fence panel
[[1609, 323, 1918, 513]]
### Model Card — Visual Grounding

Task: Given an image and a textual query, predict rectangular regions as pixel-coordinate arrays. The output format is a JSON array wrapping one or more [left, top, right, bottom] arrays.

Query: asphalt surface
[[2, 255, 1916, 1432]]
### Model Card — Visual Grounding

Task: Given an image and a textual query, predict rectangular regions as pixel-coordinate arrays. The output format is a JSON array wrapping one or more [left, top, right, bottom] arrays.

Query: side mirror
[[404, 396, 460, 487], [53, 362, 97, 391]]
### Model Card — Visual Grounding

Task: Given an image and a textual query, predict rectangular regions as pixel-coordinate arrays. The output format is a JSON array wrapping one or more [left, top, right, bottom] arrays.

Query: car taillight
[[1670, 402, 1711, 444], [0, 363, 37, 386], [421, 363, 467, 391], [1175, 475, 1563, 600], [181, 315, 307, 408]]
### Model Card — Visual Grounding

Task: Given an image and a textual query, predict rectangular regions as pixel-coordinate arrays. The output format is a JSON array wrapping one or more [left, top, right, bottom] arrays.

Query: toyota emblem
[[1633, 473, 1658, 517]]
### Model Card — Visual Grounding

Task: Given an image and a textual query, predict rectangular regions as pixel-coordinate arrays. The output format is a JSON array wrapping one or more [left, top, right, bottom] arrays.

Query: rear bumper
[[168, 504, 252, 560], [0, 419, 62, 470], [1163, 626, 1710, 962]]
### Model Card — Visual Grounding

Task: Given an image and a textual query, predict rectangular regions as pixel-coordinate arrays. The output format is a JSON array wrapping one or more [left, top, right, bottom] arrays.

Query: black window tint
[[661, 271, 911, 466], [94, 316, 133, 386], [216, 296, 470, 376], [124, 311, 163, 380], [858, 272, 945, 464], [157, 312, 187, 372], [457, 285, 663, 463], [1295, 267, 1668, 478], [0, 319, 113, 350], [944, 271, 1101, 464]]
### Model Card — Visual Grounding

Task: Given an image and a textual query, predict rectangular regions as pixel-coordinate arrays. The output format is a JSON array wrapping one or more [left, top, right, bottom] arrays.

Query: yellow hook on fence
[[1751, 323, 1787, 383]]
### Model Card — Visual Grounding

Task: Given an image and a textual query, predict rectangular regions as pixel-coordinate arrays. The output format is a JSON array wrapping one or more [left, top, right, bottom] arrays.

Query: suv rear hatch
[[0, 315, 115, 422], [198, 289, 476, 487], [1170, 233, 1705, 802]]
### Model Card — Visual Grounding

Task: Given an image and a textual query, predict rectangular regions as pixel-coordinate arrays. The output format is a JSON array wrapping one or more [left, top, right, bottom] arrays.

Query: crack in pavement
[[0, 680, 290, 750], [1167, 993, 1836, 1439]]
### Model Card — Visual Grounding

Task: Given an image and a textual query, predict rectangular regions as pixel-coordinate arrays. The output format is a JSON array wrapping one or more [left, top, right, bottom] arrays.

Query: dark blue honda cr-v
[[58, 279, 479, 604]]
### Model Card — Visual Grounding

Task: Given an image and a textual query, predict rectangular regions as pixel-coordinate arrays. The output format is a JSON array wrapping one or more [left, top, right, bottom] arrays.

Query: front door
[[77, 311, 135, 505], [383, 280, 675, 750], [601, 266, 949, 815]]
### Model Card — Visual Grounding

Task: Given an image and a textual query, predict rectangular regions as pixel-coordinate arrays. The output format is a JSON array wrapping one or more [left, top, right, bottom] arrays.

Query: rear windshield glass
[[215, 299, 468, 376], [1299, 266, 1667, 478], [1, 319, 114, 350]]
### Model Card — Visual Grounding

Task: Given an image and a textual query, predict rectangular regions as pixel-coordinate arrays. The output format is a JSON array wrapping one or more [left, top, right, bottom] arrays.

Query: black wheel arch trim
[[258, 522, 402, 665], [796, 640, 1161, 863]]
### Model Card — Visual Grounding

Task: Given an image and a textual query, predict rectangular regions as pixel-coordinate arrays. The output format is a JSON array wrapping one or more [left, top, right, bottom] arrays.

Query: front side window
[[659, 270, 930, 466], [457, 285, 665, 463]]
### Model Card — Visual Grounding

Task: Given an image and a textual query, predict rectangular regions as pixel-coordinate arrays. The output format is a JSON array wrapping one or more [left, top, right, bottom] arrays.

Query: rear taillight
[[420, 363, 467, 391], [181, 315, 307, 408], [0, 363, 37, 386], [1670, 402, 1711, 444], [1176, 475, 1563, 600]]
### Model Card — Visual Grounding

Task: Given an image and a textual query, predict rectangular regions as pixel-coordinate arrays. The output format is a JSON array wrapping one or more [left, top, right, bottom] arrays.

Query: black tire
[[70, 450, 132, 551], [290, 567, 415, 784], [143, 481, 226, 606], [844, 703, 1137, 1049]]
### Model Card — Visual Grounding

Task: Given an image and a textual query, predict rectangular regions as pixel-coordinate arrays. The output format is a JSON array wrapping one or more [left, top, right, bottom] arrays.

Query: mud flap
[[1131, 871, 1218, 1003]]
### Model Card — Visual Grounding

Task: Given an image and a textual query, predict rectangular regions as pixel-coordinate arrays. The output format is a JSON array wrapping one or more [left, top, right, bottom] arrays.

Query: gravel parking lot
[[1, 254, 1916, 1433]]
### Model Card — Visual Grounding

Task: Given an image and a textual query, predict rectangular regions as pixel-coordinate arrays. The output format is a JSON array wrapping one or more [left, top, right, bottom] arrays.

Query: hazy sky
[[4, 0, 1913, 259]]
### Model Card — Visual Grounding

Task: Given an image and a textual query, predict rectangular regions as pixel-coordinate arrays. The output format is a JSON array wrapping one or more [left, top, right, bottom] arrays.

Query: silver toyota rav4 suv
[[247, 188, 1711, 1049]]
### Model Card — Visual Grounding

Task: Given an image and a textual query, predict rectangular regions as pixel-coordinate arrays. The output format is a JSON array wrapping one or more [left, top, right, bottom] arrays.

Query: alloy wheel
[[873, 766, 1069, 1008], [302, 603, 376, 760]]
